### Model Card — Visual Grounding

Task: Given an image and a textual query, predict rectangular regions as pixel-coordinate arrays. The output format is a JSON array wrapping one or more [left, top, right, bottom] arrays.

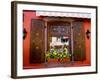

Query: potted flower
[[45, 45, 71, 63], [58, 46, 71, 62], [45, 48, 58, 63], [58, 53, 71, 62]]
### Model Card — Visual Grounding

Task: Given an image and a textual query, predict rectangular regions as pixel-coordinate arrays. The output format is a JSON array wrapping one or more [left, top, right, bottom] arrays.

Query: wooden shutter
[[73, 21, 86, 61], [30, 19, 45, 63]]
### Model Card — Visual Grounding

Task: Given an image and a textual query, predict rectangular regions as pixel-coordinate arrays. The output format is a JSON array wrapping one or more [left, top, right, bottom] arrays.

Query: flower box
[[47, 58, 58, 63], [59, 58, 70, 63]]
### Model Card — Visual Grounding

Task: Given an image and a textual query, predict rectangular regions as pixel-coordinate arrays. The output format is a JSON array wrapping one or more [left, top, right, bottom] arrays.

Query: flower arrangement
[[45, 45, 71, 62]]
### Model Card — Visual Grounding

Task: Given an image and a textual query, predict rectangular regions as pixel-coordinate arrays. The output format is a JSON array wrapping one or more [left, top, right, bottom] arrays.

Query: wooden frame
[[11, 1, 98, 78]]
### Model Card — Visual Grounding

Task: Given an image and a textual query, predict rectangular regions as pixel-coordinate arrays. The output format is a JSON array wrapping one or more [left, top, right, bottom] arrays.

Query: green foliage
[[45, 47, 71, 61], [57, 52, 71, 59]]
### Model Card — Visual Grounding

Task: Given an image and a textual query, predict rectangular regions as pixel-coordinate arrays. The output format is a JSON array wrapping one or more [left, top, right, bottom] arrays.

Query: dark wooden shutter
[[73, 21, 86, 61], [30, 19, 45, 63]]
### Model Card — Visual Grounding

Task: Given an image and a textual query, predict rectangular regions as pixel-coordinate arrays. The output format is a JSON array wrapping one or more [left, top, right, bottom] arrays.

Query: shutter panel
[[73, 21, 86, 61], [30, 19, 45, 63]]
